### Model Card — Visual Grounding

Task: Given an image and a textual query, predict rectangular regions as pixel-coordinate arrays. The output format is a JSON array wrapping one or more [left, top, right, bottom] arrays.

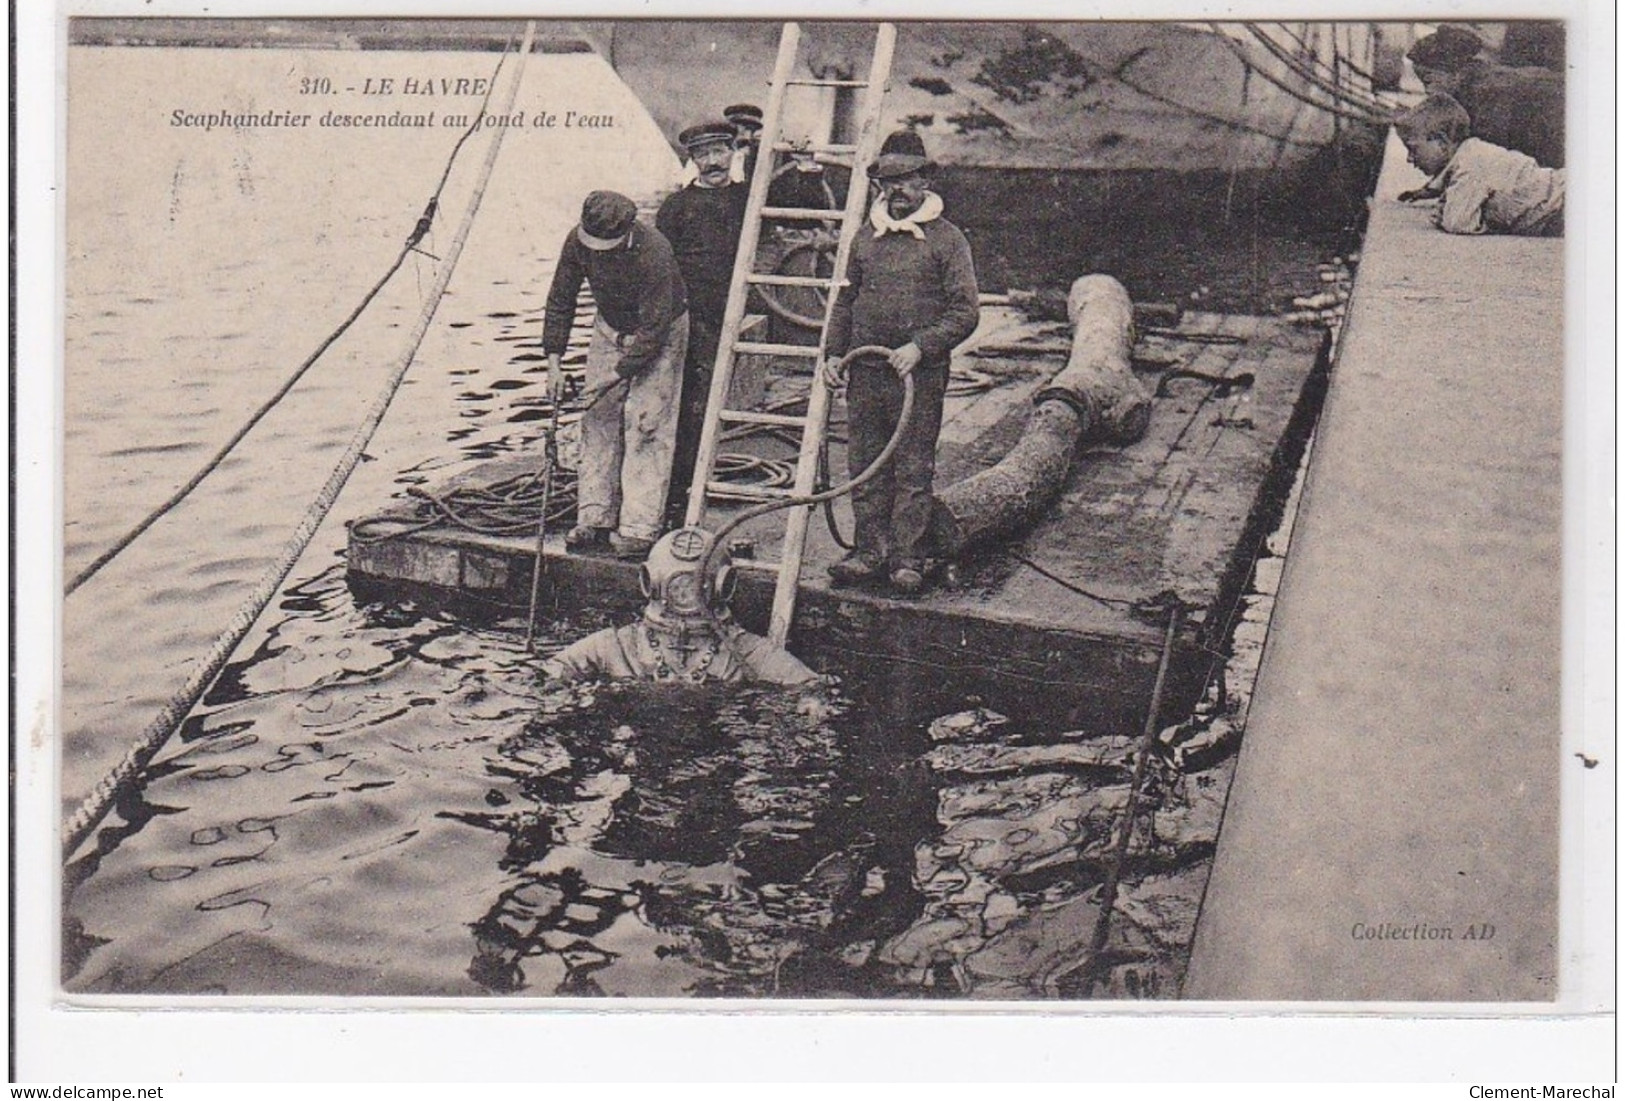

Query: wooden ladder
[[683, 21, 896, 648]]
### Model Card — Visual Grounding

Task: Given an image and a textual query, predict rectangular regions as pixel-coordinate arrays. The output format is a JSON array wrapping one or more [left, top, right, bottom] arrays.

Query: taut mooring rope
[[63, 20, 540, 862], [64, 36, 518, 597]]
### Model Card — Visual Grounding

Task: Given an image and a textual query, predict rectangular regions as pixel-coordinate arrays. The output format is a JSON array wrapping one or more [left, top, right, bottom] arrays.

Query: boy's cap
[[1407, 26, 1485, 72], [724, 104, 764, 131], [867, 128, 936, 180], [678, 121, 737, 152], [577, 190, 637, 250]]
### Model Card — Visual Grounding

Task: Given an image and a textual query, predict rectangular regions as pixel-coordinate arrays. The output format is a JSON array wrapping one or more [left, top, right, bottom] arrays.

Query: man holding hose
[[823, 130, 980, 596]]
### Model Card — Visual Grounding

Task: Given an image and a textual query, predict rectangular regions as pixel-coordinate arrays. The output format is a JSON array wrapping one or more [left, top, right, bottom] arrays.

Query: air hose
[[697, 344, 915, 615]]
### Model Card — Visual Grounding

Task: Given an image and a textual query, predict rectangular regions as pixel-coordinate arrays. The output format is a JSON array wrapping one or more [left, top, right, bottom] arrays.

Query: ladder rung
[[771, 141, 857, 156], [733, 557, 783, 573], [746, 272, 837, 289], [784, 78, 870, 88], [719, 409, 809, 428], [760, 206, 846, 222], [706, 481, 794, 502], [734, 341, 822, 358]]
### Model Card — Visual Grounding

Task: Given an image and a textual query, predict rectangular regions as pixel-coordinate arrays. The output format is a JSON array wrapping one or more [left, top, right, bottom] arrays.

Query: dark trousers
[[666, 314, 721, 526], [846, 359, 949, 568]]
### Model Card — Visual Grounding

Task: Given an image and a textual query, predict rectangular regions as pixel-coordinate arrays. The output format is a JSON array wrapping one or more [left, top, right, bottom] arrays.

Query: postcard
[[14, 0, 1613, 1083]]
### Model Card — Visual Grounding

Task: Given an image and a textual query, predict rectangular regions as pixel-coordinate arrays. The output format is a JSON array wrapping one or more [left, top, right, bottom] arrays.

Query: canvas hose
[[63, 21, 539, 864], [64, 35, 519, 598], [697, 345, 915, 622]]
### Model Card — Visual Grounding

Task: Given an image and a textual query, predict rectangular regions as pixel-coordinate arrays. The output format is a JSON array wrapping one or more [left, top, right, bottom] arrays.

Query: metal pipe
[[936, 274, 1150, 557]]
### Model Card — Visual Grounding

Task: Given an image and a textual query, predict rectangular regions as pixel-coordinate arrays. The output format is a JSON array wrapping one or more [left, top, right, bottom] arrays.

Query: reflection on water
[[66, 563, 1231, 998], [61, 43, 1249, 1000]]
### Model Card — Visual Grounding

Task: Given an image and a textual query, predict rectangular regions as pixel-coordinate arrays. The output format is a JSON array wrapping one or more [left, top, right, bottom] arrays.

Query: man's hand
[[1397, 187, 1441, 203], [889, 342, 922, 378], [547, 354, 566, 402], [820, 355, 847, 395]]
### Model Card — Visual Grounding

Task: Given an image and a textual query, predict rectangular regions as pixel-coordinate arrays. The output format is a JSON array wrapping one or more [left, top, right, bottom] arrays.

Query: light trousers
[[576, 312, 689, 541]]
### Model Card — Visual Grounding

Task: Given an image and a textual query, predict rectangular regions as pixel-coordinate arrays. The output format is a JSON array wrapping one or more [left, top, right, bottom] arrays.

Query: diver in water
[[540, 526, 821, 686]]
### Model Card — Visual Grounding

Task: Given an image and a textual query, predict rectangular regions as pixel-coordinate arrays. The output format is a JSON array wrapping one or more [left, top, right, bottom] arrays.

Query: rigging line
[[1249, 21, 1397, 115], [62, 20, 540, 864], [1209, 23, 1389, 124], [1270, 18, 1387, 89], [1243, 21, 1400, 115], [1080, 604, 1182, 996], [1006, 550, 1137, 610], [1103, 59, 1326, 150], [63, 35, 518, 598], [1233, 23, 1398, 120]]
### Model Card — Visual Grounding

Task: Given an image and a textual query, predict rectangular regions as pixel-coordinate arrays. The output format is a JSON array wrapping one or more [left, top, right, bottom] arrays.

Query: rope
[[64, 39, 518, 598], [1262, 21, 1393, 102], [63, 20, 540, 863], [347, 450, 798, 542], [696, 345, 915, 626], [1208, 24, 1386, 124], [1007, 550, 1137, 610], [1229, 24, 1397, 121], [1080, 604, 1182, 995], [1104, 55, 1326, 151], [523, 398, 564, 652], [757, 240, 836, 331]]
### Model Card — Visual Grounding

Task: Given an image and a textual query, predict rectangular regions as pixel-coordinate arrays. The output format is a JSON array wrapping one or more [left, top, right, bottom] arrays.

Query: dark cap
[[867, 128, 936, 180], [577, 190, 637, 251], [1407, 26, 1485, 73], [678, 121, 737, 152], [723, 103, 764, 131]]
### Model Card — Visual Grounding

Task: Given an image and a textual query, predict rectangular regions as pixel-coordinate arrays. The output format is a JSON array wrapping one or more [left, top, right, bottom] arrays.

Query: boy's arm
[[1397, 183, 1445, 203], [1435, 166, 1491, 235]]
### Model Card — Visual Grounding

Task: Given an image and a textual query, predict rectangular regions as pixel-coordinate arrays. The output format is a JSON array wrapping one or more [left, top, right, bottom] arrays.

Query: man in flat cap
[[724, 103, 765, 183], [1407, 25, 1564, 167], [656, 121, 750, 526], [543, 190, 689, 559], [823, 129, 979, 596]]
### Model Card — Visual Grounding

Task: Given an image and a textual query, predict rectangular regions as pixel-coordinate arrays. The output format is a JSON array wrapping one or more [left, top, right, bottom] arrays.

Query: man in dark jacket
[[656, 122, 749, 527], [543, 190, 689, 559], [824, 130, 980, 596], [1407, 25, 1565, 168]]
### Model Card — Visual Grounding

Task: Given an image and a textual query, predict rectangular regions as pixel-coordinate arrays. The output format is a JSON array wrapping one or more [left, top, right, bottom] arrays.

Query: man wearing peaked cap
[[824, 129, 978, 596], [542, 190, 690, 559], [724, 103, 764, 130], [1406, 25, 1564, 167], [657, 121, 751, 527], [724, 103, 764, 183]]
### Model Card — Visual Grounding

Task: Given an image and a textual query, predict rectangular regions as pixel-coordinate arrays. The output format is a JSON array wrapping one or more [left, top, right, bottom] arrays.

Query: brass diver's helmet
[[638, 527, 738, 634]]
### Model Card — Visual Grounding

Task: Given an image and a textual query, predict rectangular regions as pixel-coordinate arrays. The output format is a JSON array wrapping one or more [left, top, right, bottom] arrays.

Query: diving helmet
[[638, 527, 738, 632]]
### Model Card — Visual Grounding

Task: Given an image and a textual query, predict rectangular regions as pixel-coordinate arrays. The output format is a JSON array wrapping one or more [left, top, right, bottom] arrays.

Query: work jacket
[[542, 221, 688, 377]]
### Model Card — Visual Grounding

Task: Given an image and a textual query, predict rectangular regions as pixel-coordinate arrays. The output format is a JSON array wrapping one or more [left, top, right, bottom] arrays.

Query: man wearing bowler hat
[[823, 129, 979, 596], [543, 190, 689, 559], [656, 121, 751, 526]]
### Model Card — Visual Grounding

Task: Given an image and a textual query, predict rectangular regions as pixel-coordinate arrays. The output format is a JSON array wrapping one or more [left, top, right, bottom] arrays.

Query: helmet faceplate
[[638, 527, 736, 634]]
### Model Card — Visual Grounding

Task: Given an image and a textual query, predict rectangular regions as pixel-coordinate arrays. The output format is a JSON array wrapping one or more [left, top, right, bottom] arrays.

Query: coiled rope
[[63, 21, 539, 862], [64, 39, 519, 598]]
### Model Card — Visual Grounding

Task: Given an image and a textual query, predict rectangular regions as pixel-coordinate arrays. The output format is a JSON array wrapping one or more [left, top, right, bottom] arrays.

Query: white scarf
[[870, 191, 943, 239]]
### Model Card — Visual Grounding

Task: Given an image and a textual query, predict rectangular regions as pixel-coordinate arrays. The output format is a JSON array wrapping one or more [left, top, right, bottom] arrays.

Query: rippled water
[[63, 42, 1252, 999]]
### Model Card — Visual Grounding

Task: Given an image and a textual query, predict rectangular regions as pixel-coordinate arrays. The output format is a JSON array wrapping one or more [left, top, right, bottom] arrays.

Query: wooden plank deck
[[347, 305, 1328, 734]]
